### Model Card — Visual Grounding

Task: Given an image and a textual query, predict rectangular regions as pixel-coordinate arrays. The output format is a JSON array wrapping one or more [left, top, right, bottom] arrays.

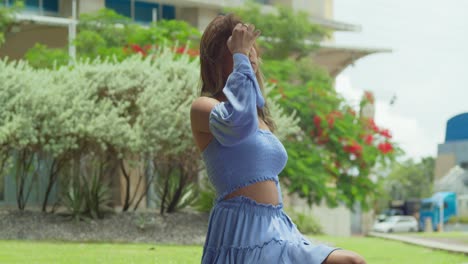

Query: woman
[[190, 14, 366, 264]]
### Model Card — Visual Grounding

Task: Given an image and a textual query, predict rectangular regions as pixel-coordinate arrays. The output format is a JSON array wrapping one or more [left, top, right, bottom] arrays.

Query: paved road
[[369, 232, 468, 255]]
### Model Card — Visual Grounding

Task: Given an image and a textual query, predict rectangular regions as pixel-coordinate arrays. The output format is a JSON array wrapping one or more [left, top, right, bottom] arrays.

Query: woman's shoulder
[[191, 96, 220, 114]]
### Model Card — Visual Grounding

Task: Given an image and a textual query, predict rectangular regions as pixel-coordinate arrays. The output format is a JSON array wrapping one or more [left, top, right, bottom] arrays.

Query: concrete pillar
[[197, 8, 219, 31], [60, 0, 105, 18], [79, 0, 105, 15], [176, 7, 199, 29]]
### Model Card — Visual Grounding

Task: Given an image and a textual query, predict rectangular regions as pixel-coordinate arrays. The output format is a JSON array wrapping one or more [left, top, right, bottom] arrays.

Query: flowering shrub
[[263, 59, 400, 209]]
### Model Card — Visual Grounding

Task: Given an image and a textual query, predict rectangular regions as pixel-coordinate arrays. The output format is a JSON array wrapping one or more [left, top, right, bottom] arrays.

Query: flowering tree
[[263, 60, 400, 209], [227, 2, 401, 209], [226, 2, 327, 60]]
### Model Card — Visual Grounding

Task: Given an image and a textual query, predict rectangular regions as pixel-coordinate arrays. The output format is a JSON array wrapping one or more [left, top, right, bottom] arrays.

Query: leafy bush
[[285, 208, 323, 235], [24, 43, 69, 69], [62, 168, 113, 221], [448, 215, 468, 224], [0, 47, 299, 214], [194, 177, 217, 213]]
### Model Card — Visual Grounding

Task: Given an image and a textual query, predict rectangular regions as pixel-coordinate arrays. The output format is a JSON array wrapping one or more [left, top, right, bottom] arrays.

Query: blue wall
[[0, 153, 58, 207], [446, 113, 468, 142]]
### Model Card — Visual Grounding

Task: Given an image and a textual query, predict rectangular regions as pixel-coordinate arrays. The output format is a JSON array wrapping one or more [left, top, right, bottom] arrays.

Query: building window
[[134, 1, 158, 22], [9, 0, 58, 12], [105, 0, 175, 23], [161, 4, 175, 20], [17, 0, 39, 7], [43, 0, 58, 12], [135, 2, 175, 22], [254, 0, 272, 5], [105, 0, 131, 17]]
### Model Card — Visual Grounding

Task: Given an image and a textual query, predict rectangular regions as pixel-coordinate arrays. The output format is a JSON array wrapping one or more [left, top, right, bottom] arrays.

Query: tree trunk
[[120, 159, 131, 212], [42, 158, 63, 212], [167, 165, 186, 213]]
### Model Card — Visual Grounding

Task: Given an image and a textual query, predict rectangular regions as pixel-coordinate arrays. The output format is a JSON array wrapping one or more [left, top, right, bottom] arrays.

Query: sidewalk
[[369, 232, 468, 255]]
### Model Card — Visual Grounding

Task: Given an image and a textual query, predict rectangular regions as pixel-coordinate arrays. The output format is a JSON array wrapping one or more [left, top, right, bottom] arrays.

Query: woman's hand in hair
[[227, 23, 261, 56]]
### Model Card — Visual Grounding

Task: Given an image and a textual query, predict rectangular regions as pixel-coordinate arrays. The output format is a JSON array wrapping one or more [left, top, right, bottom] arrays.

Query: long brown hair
[[199, 14, 276, 132]]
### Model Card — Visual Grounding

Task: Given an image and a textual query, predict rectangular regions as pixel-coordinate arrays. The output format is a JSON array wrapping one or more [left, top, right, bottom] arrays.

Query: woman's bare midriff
[[223, 180, 280, 205]]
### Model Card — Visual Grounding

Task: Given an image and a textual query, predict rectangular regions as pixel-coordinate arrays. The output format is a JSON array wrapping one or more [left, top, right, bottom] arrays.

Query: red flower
[[343, 141, 363, 155], [175, 46, 186, 54], [380, 129, 392, 139], [368, 118, 380, 133], [269, 78, 279, 84], [363, 134, 373, 145], [325, 111, 342, 129], [130, 44, 147, 56], [327, 116, 334, 128], [364, 91, 375, 104], [378, 142, 393, 154], [172, 46, 200, 57], [187, 48, 200, 57], [316, 128, 323, 138], [313, 116, 322, 128], [330, 110, 343, 118]]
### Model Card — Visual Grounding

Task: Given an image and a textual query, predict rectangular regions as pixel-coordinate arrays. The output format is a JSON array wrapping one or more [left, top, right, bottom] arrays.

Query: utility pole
[[152, 8, 158, 23], [130, 0, 135, 21], [39, 0, 43, 15], [439, 198, 444, 232], [69, 0, 77, 63]]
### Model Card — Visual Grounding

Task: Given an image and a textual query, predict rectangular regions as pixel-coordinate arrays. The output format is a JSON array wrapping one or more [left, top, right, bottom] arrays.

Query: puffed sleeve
[[209, 53, 265, 147]]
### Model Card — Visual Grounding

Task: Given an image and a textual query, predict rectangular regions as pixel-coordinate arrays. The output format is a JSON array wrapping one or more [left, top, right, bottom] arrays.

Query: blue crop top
[[202, 53, 288, 203]]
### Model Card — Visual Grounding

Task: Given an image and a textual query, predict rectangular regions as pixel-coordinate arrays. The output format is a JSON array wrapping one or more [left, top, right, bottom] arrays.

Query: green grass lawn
[[0, 236, 467, 264], [0, 241, 202, 264]]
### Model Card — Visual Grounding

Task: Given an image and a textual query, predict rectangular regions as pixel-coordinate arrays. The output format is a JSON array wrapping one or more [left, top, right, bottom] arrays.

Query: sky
[[333, 0, 468, 160]]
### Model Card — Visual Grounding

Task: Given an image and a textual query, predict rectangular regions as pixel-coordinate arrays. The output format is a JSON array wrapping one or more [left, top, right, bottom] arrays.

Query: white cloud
[[336, 74, 436, 160], [374, 102, 436, 159]]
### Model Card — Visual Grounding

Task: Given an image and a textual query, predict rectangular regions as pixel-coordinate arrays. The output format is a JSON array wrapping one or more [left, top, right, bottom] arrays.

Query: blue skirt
[[201, 196, 338, 264]]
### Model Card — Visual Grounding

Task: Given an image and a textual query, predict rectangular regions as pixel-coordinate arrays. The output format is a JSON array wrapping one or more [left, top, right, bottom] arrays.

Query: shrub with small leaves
[[0, 47, 299, 213]]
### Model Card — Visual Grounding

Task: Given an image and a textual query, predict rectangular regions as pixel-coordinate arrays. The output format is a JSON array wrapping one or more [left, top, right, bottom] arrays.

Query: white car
[[372, 216, 418, 233]]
